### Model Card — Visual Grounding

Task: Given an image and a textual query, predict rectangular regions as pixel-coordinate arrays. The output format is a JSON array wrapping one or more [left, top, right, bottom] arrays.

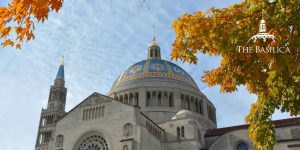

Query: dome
[[111, 59, 199, 90], [107, 38, 216, 128], [172, 110, 195, 120]]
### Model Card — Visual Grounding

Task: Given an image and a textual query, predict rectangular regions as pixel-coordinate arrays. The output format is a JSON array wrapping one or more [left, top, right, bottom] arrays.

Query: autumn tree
[[0, 0, 63, 49], [171, 0, 300, 149]]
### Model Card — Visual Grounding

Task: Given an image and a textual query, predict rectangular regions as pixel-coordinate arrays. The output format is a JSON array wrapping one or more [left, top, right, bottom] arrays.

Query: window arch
[[120, 95, 123, 102], [146, 91, 150, 107], [124, 94, 128, 104], [176, 127, 180, 138], [150, 49, 154, 57], [169, 93, 174, 107], [199, 98, 203, 114], [198, 129, 202, 142], [55, 134, 64, 147], [181, 94, 186, 109], [154, 49, 158, 57], [157, 92, 162, 106], [195, 100, 199, 113], [129, 93, 133, 105], [186, 95, 190, 110], [181, 126, 185, 137], [122, 144, 129, 150], [236, 142, 248, 150], [76, 134, 108, 150], [134, 92, 139, 106], [152, 91, 156, 106], [191, 97, 195, 111]]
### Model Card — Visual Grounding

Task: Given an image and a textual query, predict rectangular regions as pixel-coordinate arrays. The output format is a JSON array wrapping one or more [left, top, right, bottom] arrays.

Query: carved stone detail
[[80, 94, 111, 108], [123, 123, 133, 137]]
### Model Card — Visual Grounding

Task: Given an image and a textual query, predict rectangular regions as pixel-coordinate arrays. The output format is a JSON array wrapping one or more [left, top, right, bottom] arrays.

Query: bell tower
[[35, 57, 67, 150]]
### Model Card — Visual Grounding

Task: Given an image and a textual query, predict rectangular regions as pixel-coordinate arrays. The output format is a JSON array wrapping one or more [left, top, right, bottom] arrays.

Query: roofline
[[58, 92, 137, 121], [205, 117, 300, 137], [140, 112, 165, 132]]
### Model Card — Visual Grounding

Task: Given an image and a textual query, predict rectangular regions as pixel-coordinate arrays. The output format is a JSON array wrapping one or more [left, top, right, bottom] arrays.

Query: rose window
[[77, 135, 108, 150]]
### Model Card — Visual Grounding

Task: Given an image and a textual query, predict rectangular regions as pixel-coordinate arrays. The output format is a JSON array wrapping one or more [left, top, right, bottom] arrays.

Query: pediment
[[78, 93, 112, 108]]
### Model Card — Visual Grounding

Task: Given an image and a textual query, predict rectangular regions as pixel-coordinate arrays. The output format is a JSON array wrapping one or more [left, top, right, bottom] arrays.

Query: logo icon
[[248, 17, 276, 43]]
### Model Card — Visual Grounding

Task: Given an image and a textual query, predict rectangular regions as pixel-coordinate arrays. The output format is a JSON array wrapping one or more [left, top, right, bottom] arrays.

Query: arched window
[[134, 92, 139, 106], [129, 93, 133, 105], [102, 106, 105, 117], [92, 107, 95, 119], [120, 95, 123, 102], [199, 98, 203, 114], [76, 135, 108, 150], [88, 108, 92, 120], [181, 126, 185, 137], [158, 50, 160, 57], [124, 94, 129, 104], [186, 95, 190, 110], [157, 92, 162, 106], [38, 134, 43, 144], [181, 94, 185, 109], [55, 135, 64, 147], [41, 117, 46, 126], [152, 92, 156, 106], [146, 91, 150, 107], [122, 144, 129, 150], [155, 49, 158, 57], [162, 92, 168, 107], [176, 127, 180, 138], [195, 100, 199, 113], [150, 49, 154, 57], [191, 97, 195, 111], [169, 93, 174, 107], [236, 142, 248, 150], [95, 107, 99, 118], [198, 129, 202, 142], [98, 106, 102, 118]]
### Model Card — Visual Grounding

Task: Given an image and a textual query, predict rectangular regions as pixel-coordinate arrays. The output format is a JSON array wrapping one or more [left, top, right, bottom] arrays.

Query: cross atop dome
[[147, 36, 161, 59]]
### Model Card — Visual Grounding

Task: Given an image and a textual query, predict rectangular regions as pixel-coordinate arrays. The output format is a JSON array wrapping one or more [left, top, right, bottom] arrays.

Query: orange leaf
[[16, 44, 21, 49], [2, 39, 14, 47]]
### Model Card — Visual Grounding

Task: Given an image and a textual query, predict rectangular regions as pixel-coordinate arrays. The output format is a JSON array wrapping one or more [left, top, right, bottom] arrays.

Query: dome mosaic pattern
[[112, 59, 199, 90]]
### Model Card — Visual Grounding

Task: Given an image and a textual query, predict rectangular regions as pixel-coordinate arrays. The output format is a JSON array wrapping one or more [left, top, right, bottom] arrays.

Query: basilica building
[[35, 38, 300, 150]]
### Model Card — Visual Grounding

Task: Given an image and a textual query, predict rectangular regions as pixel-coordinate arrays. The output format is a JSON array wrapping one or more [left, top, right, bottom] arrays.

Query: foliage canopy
[[171, 0, 300, 149], [0, 0, 63, 49]]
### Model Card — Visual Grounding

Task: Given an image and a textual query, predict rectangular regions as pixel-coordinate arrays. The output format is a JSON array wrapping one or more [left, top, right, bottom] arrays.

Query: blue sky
[[0, 0, 292, 149]]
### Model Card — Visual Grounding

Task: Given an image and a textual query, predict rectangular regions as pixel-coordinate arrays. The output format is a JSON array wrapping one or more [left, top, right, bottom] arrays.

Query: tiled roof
[[112, 59, 199, 90], [205, 117, 300, 137]]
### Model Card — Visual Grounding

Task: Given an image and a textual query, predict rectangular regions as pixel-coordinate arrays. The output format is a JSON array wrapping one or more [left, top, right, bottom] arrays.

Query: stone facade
[[35, 38, 300, 150]]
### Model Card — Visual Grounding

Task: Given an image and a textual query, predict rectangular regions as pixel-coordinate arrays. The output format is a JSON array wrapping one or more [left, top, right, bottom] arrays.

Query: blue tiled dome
[[112, 59, 199, 90]]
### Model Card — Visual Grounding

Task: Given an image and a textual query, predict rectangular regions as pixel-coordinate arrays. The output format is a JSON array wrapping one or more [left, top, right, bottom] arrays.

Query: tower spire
[[35, 56, 67, 149], [56, 56, 64, 79], [60, 55, 64, 65]]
